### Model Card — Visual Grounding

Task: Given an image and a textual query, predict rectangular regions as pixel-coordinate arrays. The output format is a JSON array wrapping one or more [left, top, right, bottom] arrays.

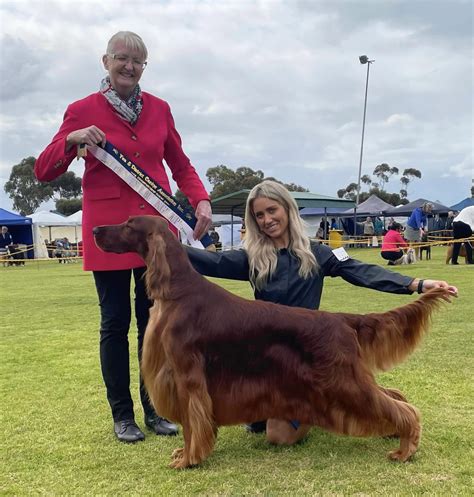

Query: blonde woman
[[186, 180, 457, 445]]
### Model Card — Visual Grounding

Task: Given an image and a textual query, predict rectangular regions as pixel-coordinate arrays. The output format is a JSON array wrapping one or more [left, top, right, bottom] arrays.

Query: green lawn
[[1, 247, 473, 496]]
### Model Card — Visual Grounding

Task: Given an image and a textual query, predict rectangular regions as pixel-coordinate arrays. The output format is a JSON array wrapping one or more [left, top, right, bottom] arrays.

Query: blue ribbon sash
[[87, 141, 213, 249]]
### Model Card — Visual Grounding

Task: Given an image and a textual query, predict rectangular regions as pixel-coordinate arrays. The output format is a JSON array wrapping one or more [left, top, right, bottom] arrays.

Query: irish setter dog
[[93, 215, 451, 469]]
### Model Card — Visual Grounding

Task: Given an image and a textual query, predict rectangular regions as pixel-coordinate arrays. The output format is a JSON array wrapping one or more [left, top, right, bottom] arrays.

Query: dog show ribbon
[[82, 142, 213, 249]]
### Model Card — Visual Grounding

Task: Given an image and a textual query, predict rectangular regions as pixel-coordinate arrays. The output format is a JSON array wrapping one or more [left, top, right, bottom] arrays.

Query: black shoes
[[113, 415, 178, 442], [114, 419, 145, 443], [145, 414, 179, 436], [245, 421, 267, 433]]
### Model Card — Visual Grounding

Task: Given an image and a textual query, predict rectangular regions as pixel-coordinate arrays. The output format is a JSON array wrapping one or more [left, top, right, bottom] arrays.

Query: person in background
[[444, 210, 456, 238], [380, 222, 413, 265], [35, 31, 212, 443], [330, 218, 338, 230], [359, 216, 375, 237], [317, 219, 330, 239], [374, 216, 384, 236], [185, 180, 458, 446], [405, 202, 433, 259], [451, 206, 474, 265], [239, 221, 246, 241], [0, 226, 14, 264], [0, 226, 13, 251]]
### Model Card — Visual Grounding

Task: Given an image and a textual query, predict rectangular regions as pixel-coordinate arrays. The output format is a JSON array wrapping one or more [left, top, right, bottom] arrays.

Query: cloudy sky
[[1, 0, 472, 213]]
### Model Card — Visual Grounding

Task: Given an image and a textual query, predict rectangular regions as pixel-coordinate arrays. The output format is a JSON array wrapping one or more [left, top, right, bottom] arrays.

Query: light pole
[[354, 54, 374, 236]]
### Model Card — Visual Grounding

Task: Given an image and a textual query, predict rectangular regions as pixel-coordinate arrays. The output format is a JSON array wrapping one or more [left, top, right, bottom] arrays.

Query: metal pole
[[353, 59, 373, 236]]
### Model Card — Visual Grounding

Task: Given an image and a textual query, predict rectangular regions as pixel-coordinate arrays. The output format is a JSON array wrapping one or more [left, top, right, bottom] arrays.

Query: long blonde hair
[[244, 180, 317, 290]]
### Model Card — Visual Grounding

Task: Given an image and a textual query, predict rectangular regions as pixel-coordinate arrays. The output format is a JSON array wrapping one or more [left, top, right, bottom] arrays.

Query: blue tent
[[450, 197, 474, 211], [0, 208, 34, 258], [384, 198, 450, 216]]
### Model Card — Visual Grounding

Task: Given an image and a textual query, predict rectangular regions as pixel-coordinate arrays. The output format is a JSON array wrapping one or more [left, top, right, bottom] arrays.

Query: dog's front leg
[[169, 358, 216, 469]]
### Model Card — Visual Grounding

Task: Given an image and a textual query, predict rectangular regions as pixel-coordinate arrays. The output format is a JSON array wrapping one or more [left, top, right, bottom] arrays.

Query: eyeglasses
[[107, 53, 147, 70]]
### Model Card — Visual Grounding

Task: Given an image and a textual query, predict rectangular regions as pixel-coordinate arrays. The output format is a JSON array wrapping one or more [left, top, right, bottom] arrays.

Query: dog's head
[[93, 215, 172, 259]]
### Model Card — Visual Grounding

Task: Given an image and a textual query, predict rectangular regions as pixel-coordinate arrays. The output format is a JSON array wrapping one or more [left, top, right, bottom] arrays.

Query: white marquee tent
[[66, 210, 83, 223], [29, 210, 82, 247]]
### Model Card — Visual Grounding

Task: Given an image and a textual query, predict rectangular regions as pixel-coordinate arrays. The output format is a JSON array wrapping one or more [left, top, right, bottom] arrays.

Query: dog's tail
[[342, 288, 451, 372]]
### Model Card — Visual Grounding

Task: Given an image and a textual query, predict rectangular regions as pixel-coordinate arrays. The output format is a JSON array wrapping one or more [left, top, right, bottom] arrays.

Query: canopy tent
[[341, 194, 394, 217], [66, 210, 83, 223], [384, 198, 451, 216], [450, 197, 474, 212], [211, 189, 354, 245], [29, 210, 75, 225], [0, 208, 34, 258], [299, 207, 350, 217], [211, 189, 354, 217], [298, 207, 349, 237], [29, 210, 82, 244]]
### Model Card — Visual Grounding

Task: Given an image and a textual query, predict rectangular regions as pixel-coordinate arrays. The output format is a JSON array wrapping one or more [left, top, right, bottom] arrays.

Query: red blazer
[[35, 92, 210, 271]]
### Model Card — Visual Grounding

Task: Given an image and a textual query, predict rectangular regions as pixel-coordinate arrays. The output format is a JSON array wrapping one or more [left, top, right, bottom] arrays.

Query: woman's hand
[[193, 200, 212, 241], [66, 126, 106, 151], [409, 278, 458, 299]]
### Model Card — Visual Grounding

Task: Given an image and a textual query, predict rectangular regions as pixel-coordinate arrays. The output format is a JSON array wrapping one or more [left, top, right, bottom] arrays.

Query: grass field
[[1, 247, 473, 496]]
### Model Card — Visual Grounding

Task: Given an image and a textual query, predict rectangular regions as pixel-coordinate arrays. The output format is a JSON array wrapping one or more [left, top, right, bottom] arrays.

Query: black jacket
[[185, 242, 414, 310]]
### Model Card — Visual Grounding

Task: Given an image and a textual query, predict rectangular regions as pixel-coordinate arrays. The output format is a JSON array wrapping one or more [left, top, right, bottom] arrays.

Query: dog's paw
[[169, 451, 193, 469], [388, 448, 414, 462], [171, 447, 184, 461], [170, 447, 193, 469]]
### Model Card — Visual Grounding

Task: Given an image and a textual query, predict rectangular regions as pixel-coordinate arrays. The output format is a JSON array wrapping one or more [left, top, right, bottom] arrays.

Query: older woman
[[35, 31, 212, 443], [186, 180, 458, 446]]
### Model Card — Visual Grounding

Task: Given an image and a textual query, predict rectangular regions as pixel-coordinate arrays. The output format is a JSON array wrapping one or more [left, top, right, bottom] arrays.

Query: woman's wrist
[[409, 278, 423, 293]]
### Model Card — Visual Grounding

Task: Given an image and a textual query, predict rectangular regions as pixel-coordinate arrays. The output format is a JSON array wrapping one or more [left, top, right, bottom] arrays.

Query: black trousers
[[381, 250, 404, 262], [452, 221, 473, 264], [93, 268, 156, 421]]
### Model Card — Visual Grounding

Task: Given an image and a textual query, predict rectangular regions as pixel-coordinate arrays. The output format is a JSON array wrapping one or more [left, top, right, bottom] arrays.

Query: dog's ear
[[148, 231, 167, 262]]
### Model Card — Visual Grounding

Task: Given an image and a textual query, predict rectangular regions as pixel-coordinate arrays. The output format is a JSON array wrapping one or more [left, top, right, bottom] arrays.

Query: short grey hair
[[422, 202, 434, 212], [106, 31, 148, 61]]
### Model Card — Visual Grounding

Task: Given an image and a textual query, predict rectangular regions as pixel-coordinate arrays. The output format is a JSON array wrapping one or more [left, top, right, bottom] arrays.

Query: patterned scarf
[[100, 76, 143, 125]]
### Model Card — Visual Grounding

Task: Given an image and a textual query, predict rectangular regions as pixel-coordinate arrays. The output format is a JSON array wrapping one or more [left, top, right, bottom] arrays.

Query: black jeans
[[452, 221, 473, 264], [93, 268, 156, 421]]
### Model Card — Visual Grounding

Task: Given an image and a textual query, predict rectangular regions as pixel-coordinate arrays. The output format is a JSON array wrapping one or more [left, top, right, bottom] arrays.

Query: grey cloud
[[0, 0, 472, 212]]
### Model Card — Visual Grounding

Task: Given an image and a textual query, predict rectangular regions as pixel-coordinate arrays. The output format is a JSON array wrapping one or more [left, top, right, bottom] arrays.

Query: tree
[[4, 156, 83, 215], [269, 179, 308, 192], [50, 171, 82, 199], [207, 165, 265, 198], [337, 163, 418, 206], [372, 163, 399, 192], [337, 182, 358, 201], [55, 198, 83, 216], [206, 165, 308, 199], [361, 174, 372, 186], [4, 157, 54, 215], [400, 168, 422, 199]]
